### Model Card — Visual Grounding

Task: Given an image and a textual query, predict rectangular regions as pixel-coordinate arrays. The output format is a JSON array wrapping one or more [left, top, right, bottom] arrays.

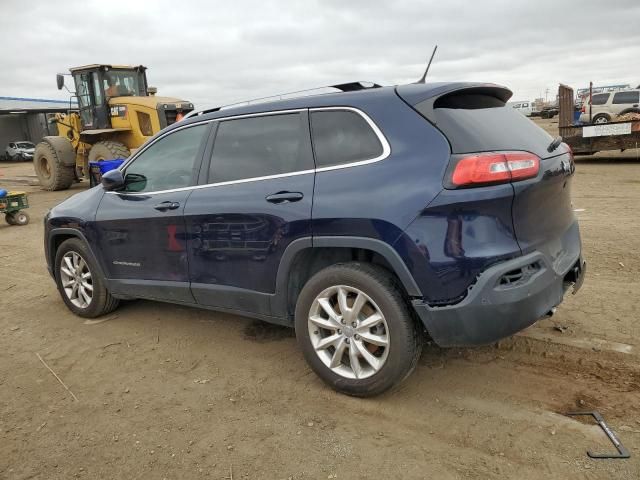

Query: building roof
[[0, 96, 78, 114]]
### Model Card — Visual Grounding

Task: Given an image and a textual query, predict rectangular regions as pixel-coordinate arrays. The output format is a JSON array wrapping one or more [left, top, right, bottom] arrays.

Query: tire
[[5, 213, 16, 225], [34, 141, 75, 191], [593, 114, 610, 124], [54, 238, 119, 318], [88, 140, 130, 162], [295, 262, 422, 397], [13, 211, 29, 225]]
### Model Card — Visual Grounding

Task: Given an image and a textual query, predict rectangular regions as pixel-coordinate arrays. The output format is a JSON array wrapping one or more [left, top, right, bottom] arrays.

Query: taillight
[[447, 152, 540, 188]]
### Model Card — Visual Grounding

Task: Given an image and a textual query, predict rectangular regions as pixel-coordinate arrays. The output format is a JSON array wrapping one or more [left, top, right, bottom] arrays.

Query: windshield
[[16, 142, 34, 149], [104, 70, 146, 97]]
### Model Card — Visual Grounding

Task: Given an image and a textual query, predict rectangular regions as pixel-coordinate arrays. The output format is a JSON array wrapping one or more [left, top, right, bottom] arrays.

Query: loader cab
[[68, 64, 149, 131]]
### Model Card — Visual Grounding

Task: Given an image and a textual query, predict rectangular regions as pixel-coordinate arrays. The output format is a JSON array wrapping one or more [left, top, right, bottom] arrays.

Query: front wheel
[[295, 263, 422, 397], [54, 238, 119, 318]]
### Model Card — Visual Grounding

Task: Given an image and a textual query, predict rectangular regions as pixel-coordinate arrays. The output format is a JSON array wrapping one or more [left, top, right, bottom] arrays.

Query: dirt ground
[[1, 117, 639, 479]]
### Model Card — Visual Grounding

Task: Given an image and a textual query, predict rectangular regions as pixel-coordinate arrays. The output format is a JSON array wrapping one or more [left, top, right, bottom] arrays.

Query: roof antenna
[[416, 45, 438, 83]]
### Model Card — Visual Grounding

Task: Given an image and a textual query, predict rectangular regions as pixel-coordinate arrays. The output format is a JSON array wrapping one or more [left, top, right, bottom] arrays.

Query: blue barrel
[[573, 110, 581, 124], [89, 159, 125, 187]]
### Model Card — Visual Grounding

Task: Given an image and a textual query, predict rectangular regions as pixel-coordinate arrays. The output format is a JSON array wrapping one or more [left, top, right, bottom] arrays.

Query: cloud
[[1, 0, 638, 107]]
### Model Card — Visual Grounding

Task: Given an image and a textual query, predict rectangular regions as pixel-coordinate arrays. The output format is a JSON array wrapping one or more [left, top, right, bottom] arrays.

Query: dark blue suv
[[44, 81, 585, 396]]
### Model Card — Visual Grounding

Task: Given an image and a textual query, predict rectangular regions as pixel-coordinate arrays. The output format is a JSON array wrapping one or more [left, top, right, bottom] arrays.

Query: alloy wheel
[[307, 285, 389, 379], [60, 251, 93, 309]]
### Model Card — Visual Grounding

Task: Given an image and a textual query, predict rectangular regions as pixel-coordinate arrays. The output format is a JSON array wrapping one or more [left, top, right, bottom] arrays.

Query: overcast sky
[[1, 0, 639, 108]]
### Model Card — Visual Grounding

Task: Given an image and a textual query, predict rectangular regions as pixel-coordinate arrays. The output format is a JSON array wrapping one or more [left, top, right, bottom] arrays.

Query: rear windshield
[[415, 92, 554, 158]]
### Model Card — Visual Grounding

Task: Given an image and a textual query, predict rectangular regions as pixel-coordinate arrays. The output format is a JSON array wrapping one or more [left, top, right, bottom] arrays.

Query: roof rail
[[182, 81, 382, 120]]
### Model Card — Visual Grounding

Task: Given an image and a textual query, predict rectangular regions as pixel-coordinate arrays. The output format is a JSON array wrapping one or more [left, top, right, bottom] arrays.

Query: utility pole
[[545, 88, 549, 102]]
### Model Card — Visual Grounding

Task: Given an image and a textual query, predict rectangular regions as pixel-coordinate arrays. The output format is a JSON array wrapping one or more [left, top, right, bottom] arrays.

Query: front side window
[[590, 93, 610, 106], [612, 91, 639, 104], [123, 124, 208, 193], [310, 110, 383, 168], [208, 112, 313, 183]]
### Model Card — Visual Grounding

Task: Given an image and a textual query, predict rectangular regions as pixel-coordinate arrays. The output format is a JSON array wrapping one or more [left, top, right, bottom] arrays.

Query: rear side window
[[612, 91, 639, 104], [209, 113, 313, 183], [415, 91, 553, 158], [591, 93, 610, 105], [310, 110, 383, 168]]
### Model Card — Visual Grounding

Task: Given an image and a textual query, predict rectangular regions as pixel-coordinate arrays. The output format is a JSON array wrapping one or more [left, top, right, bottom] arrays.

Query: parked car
[[510, 101, 537, 117], [540, 105, 559, 119], [44, 81, 585, 396], [4, 141, 35, 161], [579, 89, 640, 124]]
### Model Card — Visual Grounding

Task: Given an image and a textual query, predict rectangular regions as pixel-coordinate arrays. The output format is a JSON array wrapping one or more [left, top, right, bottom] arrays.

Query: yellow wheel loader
[[34, 64, 193, 190]]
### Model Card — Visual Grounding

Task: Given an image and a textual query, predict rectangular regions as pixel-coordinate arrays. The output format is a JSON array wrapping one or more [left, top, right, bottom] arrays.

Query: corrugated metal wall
[[0, 113, 53, 152], [0, 114, 28, 152]]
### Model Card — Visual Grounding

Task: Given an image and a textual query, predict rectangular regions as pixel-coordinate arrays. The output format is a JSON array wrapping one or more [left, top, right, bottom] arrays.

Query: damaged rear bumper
[[412, 251, 586, 347]]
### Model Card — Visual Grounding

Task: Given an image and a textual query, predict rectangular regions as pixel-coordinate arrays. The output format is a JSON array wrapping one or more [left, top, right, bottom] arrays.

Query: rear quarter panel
[[311, 92, 450, 245]]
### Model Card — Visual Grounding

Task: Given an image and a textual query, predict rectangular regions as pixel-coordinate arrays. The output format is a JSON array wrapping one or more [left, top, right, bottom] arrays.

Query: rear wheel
[[593, 114, 610, 124], [88, 140, 130, 162], [54, 238, 119, 318], [295, 263, 422, 397], [34, 141, 75, 191], [5, 213, 16, 225]]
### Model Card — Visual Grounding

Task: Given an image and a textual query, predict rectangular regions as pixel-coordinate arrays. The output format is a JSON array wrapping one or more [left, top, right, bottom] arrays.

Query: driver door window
[[123, 124, 209, 193]]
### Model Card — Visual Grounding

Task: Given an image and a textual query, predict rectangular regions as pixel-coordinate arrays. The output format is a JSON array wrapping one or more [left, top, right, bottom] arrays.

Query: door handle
[[633, 104, 639, 108], [154, 201, 180, 211], [265, 191, 304, 204]]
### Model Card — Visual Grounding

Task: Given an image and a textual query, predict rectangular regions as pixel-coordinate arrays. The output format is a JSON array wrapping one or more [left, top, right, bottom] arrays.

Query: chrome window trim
[[108, 106, 391, 196]]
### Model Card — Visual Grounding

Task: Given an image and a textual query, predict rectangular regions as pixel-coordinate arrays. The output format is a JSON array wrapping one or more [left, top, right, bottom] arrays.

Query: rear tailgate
[[511, 148, 580, 274], [400, 84, 580, 274]]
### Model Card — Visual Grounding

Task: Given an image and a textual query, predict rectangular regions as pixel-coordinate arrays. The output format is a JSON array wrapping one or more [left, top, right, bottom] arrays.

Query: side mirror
[[56, 74, 65, 90], [101, 169, 124, 191]]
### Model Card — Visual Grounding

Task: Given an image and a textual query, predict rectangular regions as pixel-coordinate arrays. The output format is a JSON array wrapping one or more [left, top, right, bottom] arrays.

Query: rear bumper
[[412, 250, 585, 347]]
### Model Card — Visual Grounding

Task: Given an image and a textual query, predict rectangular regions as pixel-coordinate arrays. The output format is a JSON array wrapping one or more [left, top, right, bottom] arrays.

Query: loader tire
[[88, 140, 130, 162], [34, 141, 75, 191]]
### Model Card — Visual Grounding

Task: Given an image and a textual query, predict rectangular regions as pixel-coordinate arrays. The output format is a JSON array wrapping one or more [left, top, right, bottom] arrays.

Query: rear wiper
[[547, 136, 563, 153]]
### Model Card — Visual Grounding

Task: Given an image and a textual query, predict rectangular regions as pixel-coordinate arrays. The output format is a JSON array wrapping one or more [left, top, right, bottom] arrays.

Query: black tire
[[592, 114, 610, 124], [295, 262, 422, 397], [34, 141, 75, 191], [88, 140, 130, 162], [13, 211, 29, 225], [5, 213, 16, 225], [54, 238, 119, 318]]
